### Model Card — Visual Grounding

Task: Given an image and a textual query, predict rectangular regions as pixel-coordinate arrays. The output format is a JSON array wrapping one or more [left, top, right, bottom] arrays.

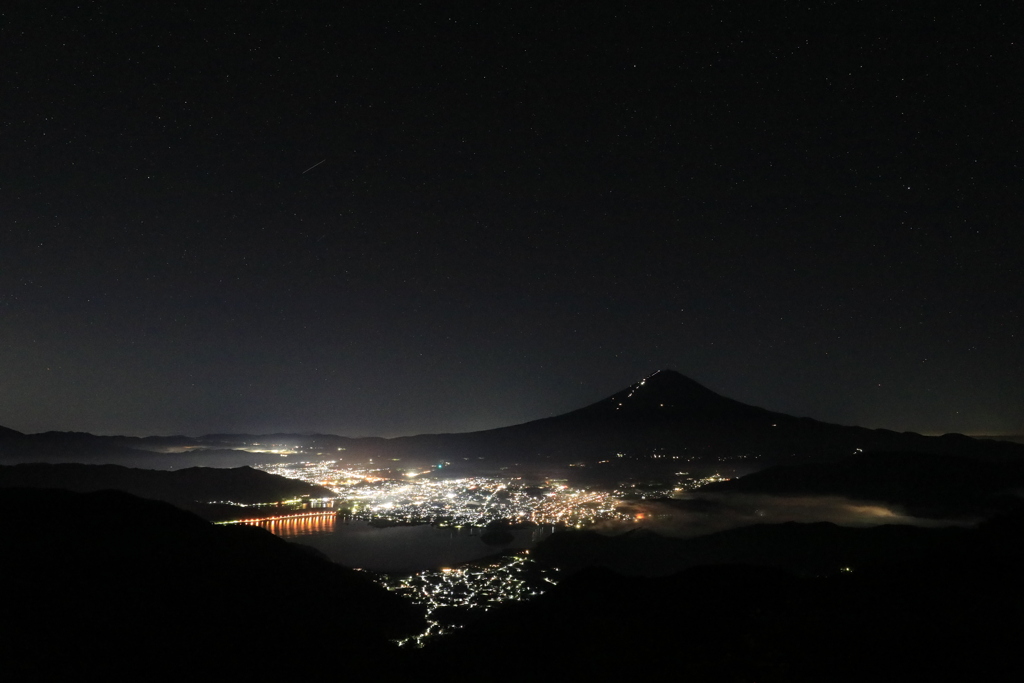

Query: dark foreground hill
[[0, 488, 421, 678], [531, 521, 968, 577], [421, 509, 1024, 681]]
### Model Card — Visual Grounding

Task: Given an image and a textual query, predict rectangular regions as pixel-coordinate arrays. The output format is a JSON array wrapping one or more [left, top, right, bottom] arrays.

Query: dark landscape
[[3, 371, 1024, 679]]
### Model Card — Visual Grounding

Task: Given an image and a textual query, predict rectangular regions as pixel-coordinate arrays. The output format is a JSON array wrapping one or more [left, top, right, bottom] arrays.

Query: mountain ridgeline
[[1, 370, 1021, 470], [370, 370, 1024, 471], [0, 462, 334, 504], [0, 488, 422, 678]]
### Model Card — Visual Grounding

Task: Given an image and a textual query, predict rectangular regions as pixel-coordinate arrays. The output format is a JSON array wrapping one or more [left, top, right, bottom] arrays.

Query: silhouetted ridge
[[377, 370, 1024, 466], [1, 488, 421, 678], [0, 424, 24, 439]]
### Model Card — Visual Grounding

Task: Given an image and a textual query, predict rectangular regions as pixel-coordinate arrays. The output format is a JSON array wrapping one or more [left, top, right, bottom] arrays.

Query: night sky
[[3, 2, 1021, 438]]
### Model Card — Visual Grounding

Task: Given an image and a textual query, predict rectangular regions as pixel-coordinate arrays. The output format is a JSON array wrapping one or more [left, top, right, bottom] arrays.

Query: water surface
[[258, 515, 553, 573]]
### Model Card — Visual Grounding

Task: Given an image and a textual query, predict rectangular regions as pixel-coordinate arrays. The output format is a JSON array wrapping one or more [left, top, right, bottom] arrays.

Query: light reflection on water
[[256, 513, 338, 537], [255, 515, 555, 573]]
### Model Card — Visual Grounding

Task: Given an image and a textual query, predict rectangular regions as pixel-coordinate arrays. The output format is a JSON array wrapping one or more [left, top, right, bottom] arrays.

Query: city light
[[380, 554, 560, 646], [252, 461, 636, 528]]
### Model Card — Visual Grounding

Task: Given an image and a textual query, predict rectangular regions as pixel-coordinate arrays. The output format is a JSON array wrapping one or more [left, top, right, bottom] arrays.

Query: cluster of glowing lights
[[254, 462, 634, 528], [614, 372, 661, 410], [378, 554, 559, 646], [218, 510, 336, 525]]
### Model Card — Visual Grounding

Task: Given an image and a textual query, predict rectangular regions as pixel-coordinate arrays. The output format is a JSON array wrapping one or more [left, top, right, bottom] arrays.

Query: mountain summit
[[576, 369, 749, 416], [381, 370, 1024, 468]]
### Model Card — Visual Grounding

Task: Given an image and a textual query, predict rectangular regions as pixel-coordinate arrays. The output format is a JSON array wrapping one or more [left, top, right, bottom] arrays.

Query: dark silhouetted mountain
[[373, 370, 1024, 467], [0, 463, 335, 519], [0, 424, 23, 439], [703, 451, 1024, 518], [0, 488, 421, 678], [531, 521, 967, 577], [574, 368, 753, 414], [0, 428, 195, 465], [420, 507, 1024, 681]]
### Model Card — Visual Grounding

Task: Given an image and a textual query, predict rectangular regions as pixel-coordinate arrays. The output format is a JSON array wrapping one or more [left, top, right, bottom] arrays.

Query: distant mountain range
[[0, 462, 334, 511], [2, 370, 1022, 471]]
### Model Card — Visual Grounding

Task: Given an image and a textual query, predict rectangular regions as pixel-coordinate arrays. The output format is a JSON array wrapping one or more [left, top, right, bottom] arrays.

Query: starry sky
[[3, 2, 1021, 437]]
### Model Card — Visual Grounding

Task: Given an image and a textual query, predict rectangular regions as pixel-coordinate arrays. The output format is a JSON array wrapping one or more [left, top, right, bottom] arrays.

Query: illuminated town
[[378, 553, 561, 645], [252, 460, 638, 527], [233, 459, 729, 644]]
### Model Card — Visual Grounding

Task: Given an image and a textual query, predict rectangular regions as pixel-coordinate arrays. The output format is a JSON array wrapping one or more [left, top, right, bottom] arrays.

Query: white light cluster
[[378, 554, 559, 646], [254, 462, 633, 527]]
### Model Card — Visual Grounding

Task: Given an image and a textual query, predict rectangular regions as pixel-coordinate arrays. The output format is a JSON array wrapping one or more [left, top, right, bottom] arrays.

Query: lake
[[257, 514, 554, 573]]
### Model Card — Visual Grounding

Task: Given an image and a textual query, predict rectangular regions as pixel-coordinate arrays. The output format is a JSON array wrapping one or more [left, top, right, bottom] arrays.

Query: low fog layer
[[595, 492, 972, 538]]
